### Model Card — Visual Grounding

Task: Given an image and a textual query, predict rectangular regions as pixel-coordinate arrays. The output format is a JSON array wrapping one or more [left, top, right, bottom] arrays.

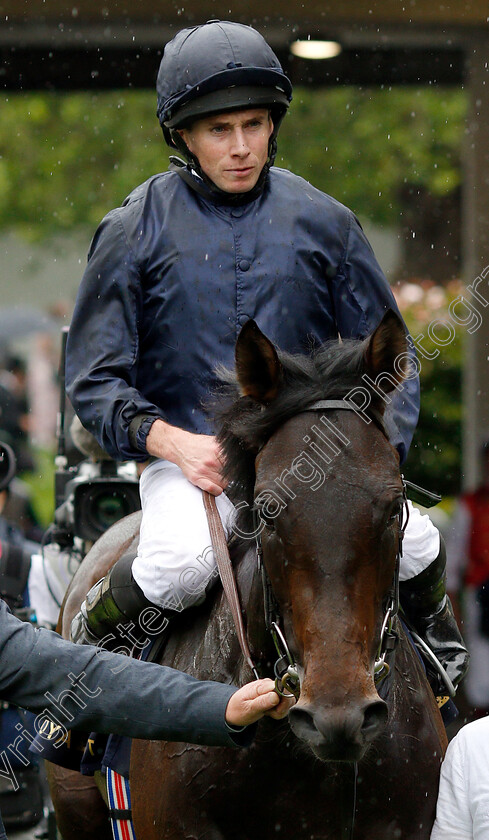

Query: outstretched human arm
[[0, 601, 289, 747]]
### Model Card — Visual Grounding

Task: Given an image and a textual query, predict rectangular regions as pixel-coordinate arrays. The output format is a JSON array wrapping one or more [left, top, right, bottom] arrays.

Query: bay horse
[[47, 310, 447, 840]]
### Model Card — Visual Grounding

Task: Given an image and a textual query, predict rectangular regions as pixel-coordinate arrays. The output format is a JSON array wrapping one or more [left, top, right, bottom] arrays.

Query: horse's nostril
[[289, 706, 320, 742], [289, 699, 388, 755], [361, 700, 388, 742]]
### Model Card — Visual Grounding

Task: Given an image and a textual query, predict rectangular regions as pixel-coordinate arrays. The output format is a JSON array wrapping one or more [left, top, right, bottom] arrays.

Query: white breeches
[[131, 460, 441, 610]]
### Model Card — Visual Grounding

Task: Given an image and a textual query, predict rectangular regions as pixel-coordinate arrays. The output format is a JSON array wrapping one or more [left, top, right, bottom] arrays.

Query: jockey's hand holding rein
[[146, 419, 226, 495], [225, 679, 296, 727]]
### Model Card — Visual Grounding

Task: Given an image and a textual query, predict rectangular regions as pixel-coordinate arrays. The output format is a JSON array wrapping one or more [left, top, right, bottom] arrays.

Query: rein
[[202, 491, 259, 679]]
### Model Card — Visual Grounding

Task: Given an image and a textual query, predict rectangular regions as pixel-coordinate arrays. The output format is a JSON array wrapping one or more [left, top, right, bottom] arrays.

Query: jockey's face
[[178, 108, 273, 193]]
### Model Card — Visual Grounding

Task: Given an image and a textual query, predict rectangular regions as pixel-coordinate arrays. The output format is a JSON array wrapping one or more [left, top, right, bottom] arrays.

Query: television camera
[[53, 455, 140, 546], [51, 328, 141, 553]]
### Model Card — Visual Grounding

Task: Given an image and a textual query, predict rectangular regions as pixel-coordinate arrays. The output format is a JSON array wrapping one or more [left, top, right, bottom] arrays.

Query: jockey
[[66, 20, 468, 694]]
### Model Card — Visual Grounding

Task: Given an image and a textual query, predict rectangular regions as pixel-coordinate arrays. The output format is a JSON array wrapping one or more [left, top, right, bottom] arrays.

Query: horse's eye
[[254, 505, 276, 532], [388, 500, 403, 524], [261, 513, 276, 532]]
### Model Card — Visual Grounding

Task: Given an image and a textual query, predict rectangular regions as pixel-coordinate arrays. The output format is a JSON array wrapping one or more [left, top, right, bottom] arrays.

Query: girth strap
[[106, 767, 136, 840], [109, 808, 133, 821], [202, 491, 258, 677]]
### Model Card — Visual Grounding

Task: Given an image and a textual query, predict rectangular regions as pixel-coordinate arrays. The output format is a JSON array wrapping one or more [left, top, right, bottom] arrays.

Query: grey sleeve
[[0, 601, 252, 748]]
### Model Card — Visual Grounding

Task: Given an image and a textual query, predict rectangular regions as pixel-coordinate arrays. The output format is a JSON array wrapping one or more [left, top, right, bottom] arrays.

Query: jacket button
[[231, 208, 243, 217], [238, 314, 251, 326], [238, 259, 250, 271]]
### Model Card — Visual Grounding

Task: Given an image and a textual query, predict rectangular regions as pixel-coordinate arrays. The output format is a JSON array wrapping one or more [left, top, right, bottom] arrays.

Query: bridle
[[252, 399, 409, 700], [203, 397, 410, 840], [205, 398, 408, 701]]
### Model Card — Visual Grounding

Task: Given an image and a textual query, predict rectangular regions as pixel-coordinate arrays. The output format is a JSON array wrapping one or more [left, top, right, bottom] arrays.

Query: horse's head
[[218, 311, 410, 762]]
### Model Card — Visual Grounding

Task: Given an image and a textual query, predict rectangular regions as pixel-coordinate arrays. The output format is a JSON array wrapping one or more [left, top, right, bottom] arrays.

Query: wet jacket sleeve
[[333, 212, 420, 463], [0, 601, 251, 748], [65, 212, 164, 461]]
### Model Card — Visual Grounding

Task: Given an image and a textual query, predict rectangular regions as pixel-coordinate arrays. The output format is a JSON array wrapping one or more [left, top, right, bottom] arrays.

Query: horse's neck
[[388, 622, 446, 745], [158, 542, 273, 685], [203, 542, 272, 683], [228, 542, 273, 676]]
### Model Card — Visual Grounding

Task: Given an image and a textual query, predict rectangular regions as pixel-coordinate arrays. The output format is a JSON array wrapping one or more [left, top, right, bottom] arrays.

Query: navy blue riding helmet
[[156, 20, 293, 177]]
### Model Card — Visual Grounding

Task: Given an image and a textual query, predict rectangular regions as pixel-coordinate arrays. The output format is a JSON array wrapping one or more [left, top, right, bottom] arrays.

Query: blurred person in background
[[0, 441, 38, 606], [0, 354, 42, 541], [446, 440, 489, 717], [0, 355, 34, 473], [0, 440, 68, 629]]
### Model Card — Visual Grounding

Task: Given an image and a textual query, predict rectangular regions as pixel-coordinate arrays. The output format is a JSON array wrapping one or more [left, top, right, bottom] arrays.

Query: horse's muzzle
[[288, 698, 388, 762]]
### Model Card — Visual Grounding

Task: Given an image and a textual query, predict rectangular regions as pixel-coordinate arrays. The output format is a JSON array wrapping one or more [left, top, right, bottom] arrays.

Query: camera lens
[[74, 480, 141, 542], [91, 489, 132, 531]]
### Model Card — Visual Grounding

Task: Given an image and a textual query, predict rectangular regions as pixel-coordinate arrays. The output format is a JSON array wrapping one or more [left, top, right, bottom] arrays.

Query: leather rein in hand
[[202, 490, 259, 679]]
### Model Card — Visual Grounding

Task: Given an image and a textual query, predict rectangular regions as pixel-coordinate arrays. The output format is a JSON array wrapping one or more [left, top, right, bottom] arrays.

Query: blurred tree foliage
[[279, 86, 466, 225], [0, 91, 162, 237], [397, 283, 463, 496], [0, 85, 466, 237]]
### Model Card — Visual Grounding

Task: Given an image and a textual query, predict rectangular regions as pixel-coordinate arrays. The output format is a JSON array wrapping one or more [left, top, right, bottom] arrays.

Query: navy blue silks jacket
[[66, 166, 419, 464]]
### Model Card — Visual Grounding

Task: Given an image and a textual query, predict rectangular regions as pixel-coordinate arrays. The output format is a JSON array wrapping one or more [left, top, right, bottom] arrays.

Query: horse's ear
[[235, 320, 282, 403], [363, 310, 409, 391]]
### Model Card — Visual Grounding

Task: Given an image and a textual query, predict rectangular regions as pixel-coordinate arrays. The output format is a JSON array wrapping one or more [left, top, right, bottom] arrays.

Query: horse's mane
[[213, 335, 377, 536]]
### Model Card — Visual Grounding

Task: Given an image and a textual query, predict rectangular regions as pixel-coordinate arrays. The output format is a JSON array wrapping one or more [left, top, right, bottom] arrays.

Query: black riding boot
[[400, 535, 469, 695], [70, 553, 167, 649]]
